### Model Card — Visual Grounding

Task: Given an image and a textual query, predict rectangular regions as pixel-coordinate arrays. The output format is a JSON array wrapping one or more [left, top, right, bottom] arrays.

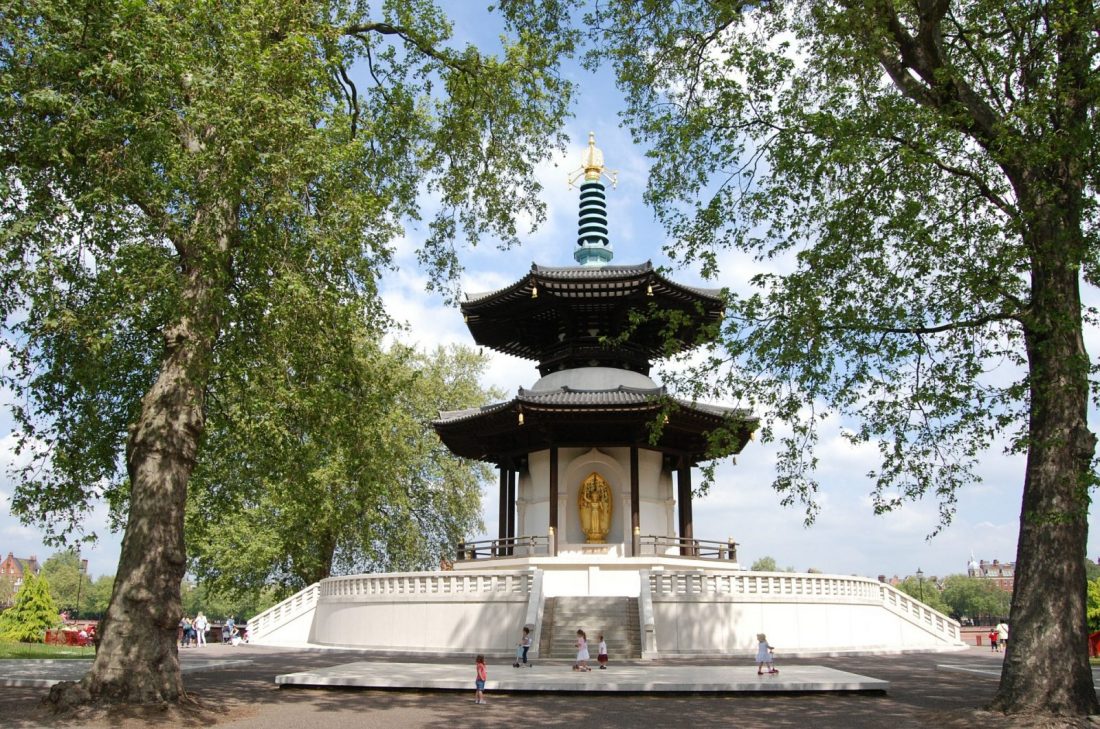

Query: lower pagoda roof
[[433, 384, 757, 466]]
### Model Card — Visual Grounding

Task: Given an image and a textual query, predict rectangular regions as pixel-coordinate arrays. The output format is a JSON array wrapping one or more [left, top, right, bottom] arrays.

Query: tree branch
[[825, 308, 1024, 335], [344, 22, 477, 74], [884, 134, 1018, 218], [870, 0, 1011, 163]]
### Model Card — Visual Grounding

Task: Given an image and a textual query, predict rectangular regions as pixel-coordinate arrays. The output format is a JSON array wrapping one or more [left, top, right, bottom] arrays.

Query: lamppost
[[916, 567, 925, 602], [75, 558, 88, 619]]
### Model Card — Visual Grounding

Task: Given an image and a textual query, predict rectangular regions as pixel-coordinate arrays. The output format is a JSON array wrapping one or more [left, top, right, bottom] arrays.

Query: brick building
[[0, 552, 41, 589], [967, 558, 1014, 591]]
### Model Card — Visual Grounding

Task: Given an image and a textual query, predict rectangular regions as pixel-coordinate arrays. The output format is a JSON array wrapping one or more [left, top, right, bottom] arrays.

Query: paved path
[[275, 660, 887, 692], [1, 644, 1096, 728]]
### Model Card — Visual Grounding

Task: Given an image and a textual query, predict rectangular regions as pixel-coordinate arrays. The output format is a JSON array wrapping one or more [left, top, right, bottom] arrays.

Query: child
[[514, 626, 532, 668], [597, 634, 608, 669], [573, 629, 591, 671], [474, 654, 487, 704], [988, 628, 999, 652], [756, 633, 777, 675]]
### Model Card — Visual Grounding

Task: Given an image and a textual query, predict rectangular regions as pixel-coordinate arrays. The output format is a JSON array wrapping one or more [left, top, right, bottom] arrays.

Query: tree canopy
[[186, 343, 495, 600], [547, 0, 1100, 717], [39, 551, 92, 616], [1, 0, 575, 706]]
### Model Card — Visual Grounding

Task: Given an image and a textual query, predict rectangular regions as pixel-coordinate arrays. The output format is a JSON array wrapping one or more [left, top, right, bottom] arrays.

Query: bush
[[0, 573, 61, 643]]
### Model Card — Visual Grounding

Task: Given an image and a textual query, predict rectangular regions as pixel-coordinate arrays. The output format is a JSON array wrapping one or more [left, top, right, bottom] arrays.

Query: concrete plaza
[[1, 643, 1096, 728]]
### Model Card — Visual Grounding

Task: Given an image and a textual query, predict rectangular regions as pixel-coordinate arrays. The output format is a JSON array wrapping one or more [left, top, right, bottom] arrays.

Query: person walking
[[194, 612, 208, 647], [988, 627, 999, 652], [474, 655, 488, 705], [513, 626, 532, 668], [995, 621, 1009, 651], [756, 633, 777, 675], [574, 629, 591, 671]]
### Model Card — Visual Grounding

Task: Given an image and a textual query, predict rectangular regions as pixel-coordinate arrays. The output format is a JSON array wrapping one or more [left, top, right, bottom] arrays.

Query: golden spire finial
[[569, 132, 618, 189]]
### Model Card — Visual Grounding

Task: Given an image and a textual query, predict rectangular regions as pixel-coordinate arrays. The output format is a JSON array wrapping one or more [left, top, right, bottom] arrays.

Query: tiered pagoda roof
[[434, 133, 756, 466], [462, 262, 724, 376]]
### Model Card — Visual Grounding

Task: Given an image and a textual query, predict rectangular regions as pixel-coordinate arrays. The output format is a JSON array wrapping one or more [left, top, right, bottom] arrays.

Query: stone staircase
[[539, 596, 640, 660]]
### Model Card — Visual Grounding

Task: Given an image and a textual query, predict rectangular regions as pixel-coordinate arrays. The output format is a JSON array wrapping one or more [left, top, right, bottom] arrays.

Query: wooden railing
[[456, 535, 551, 560], [637, 535, 738, 561]]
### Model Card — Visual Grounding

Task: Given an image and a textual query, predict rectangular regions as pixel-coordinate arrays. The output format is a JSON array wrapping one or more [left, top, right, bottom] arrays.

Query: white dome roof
[[531, 367, 657, 392]]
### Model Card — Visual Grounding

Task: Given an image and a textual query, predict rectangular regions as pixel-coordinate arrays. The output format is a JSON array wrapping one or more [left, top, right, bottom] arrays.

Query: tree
[[83, 576, 115, 620], [184, 343, 493, 600], [39, 551, 92, 616], [749, 555, 794, 572], [0, 575, 15, 608], [1087, 579, 1100, 633], [941, 576, 1012, 622], [1, 0, 573, 706], [894, 575, 951, 615], [571, 0, 1100, 717], [0, 573, 60, 643]]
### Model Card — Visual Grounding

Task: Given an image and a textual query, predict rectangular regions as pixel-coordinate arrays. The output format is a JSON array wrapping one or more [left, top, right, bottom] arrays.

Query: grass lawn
[[0, 641, 94, 659]]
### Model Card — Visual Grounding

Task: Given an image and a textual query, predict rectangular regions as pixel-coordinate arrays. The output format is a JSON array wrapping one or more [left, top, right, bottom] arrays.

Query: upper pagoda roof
[[461, 262, 724, 374]]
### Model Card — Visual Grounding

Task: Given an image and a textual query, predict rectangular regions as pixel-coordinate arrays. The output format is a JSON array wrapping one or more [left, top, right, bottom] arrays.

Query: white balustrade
[[648, 571, 961, 645], [248, 582, 321, 640], [318, 570, 534, 599]]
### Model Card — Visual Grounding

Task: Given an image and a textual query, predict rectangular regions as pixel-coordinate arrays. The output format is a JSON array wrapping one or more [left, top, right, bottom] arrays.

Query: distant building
[[967, 558, 1014, 591], [0, 552, 40, 588]]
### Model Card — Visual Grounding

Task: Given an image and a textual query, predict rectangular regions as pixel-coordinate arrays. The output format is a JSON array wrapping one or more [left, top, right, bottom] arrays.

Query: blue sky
[[2, 2, 1098, 583]]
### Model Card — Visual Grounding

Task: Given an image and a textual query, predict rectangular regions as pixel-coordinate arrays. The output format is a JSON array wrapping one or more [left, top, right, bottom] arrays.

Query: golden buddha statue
[[578, 472, 613, 543]]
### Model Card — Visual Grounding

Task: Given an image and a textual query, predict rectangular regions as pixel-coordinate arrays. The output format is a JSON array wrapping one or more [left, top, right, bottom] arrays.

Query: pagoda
[[434, 134, 757, 565], [249, 135, 965, 659]]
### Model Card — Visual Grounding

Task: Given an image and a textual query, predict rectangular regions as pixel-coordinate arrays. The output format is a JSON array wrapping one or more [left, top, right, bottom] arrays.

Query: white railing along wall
[[878, 580, 961, 643], [649, 571, 882, 601], [648, 571, 961, 645], [320, 570, 534, 598], [248, 582, 320, 641]]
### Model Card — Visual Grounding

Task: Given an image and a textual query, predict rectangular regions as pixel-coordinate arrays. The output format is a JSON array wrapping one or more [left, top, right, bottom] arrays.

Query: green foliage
[[180, 580, 277, 622], [0, 0, 574, 545], [0, 575, 15, 608], [576, 0, 1099, 524], [0, 573, 61, 643], [185, 343, 493, 600], [1088, 579, 1100, 633], [940, 576, 1012, 621], [82, 575, 115, 619], [750, 556, 794, 572], [893, 576, 950, 615], [39, 551, 92, 615], [1085, 560, 1100, 582]]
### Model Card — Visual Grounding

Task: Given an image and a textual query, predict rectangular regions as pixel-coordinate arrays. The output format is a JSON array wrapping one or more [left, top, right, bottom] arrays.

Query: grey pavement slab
[[274, 661, 888, 693]]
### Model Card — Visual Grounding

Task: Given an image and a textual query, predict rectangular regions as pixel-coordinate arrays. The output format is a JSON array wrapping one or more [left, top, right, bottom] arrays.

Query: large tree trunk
[[990, 199, 1098, 715], [48, 211, 231, 707]]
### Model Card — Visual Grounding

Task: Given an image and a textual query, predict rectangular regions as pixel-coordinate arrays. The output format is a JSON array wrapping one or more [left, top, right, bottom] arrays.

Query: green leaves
[[1, 0, 573, 545], [575, 0, 1097, 527], [186, 343, 493, 599], [0, 573, 61, 643]]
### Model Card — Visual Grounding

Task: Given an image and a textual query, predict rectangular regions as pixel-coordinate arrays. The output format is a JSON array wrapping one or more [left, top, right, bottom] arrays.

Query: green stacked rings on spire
[[575, 179, 613, 266]]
